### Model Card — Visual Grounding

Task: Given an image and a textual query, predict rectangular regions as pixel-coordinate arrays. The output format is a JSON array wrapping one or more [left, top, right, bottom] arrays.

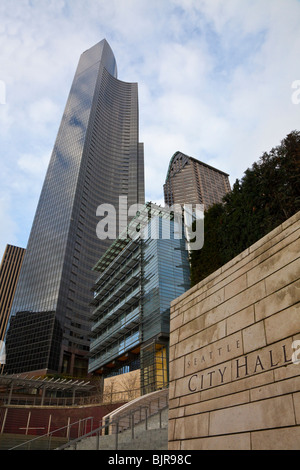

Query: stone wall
[[103, 369, 140, 404], [168, 211, 300, 450]]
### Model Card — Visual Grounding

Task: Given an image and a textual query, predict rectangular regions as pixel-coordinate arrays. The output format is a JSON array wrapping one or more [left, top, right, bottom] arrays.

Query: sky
[[0, 0, 299, 259]]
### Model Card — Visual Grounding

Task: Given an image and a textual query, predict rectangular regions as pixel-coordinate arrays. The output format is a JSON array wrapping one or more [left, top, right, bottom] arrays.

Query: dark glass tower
[[6, 39, 144, 376]]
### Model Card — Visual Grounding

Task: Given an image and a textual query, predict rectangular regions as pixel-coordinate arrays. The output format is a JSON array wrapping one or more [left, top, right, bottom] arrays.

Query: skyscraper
[[0, 245, 25, 343], [164, 151, 230, 210], [6, 39, 144, 376], [89, 203, 190, 394]]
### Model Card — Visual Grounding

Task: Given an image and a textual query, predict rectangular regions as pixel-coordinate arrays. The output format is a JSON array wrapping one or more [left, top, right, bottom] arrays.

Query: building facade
[[0, 245, 25, 343], [164, 151, 231, 210], [88, 203, 190, 394], [5, 39, 144, 376]]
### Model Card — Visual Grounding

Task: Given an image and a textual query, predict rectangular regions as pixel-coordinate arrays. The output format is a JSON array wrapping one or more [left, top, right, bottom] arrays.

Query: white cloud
[[0, 196, 19, 258], [0, 103, 14, 136], [0, 0, 299, 257], [17, 152, 50, 178], [28, 98, 60, 136]]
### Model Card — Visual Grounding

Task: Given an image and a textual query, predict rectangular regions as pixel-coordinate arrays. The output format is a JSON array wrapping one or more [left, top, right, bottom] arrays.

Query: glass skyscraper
[[5, 39, 144, 376], [89, 203, 190, 394]]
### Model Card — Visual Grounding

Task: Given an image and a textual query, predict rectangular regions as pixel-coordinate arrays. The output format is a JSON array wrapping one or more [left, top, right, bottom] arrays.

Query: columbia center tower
[[6, 40, 145, 376]]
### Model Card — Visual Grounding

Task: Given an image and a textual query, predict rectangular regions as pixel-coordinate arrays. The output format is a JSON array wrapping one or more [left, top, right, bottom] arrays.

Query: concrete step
[[65, 408, 169, 451], [117, 428, 168, 451], [0, 433, 67, 450], [67, 427, 168, 451]]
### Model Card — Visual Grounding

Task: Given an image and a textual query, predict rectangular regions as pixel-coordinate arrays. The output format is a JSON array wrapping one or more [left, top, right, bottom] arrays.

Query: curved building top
[[77, 38, 118, 79]]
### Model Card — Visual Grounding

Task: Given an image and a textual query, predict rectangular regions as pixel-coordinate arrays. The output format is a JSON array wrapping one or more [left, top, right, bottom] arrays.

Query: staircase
[[2, 389, 169, 450], [0, 433, 67, 450], [66, 408, 168, 450], [3, 416, 93, 450], [60, 388, 169, 451]]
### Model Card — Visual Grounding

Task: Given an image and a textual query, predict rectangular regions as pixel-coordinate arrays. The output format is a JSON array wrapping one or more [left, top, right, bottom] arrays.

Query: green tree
[[190, 130, 300, 286], [190, 203, 224, 286]]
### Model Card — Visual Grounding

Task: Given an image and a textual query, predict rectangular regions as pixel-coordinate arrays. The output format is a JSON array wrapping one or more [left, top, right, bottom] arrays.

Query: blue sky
[[0, 0, 299, 258]]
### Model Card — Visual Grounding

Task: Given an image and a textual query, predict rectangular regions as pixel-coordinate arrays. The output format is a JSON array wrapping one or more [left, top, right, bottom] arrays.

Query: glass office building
[[5, 39, 144, 376], [89, 203, 190, 394]]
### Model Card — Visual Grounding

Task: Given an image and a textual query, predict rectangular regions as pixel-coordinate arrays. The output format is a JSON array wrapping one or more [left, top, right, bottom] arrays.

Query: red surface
[[0, 402, 124, 437]]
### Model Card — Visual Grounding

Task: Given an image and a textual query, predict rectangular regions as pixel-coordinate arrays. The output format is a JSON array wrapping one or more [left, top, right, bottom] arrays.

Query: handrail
[[8, 389, 169, 450], [8, 416, 94, 450], [102, 387, 168, 427], [56, 420, 107, 450], [56, 389, 169, 451], [0, 385, 141, 406], [56, 403, 169, 451]]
